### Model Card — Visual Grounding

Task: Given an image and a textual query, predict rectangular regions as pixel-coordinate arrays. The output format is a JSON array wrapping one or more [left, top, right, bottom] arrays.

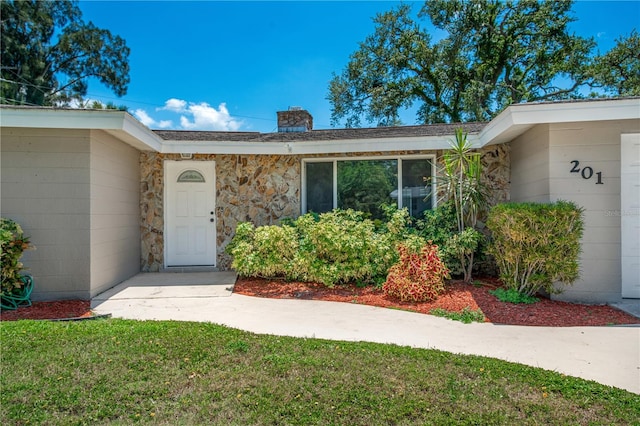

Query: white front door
[[621, 134, 640, 298], [165, 161, 216, 267]]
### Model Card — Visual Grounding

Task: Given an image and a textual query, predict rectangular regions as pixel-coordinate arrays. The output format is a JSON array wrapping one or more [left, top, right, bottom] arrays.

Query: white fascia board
[[161, 141, 295, 155], [1, 107, 126, 129], [508, 98, 640, 124], [160, 134, 481, 155], [480, 98, 640, 146], [0, 108, 163, 151], [120, 114, 163, 151]]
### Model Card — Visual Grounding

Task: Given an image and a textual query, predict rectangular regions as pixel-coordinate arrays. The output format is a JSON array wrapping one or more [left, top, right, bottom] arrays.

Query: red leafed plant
[[383, 244, 450, 302]]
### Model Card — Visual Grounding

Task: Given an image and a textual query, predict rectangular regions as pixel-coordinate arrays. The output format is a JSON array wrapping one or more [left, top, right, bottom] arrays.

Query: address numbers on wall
[[570, 160, 603, 184]]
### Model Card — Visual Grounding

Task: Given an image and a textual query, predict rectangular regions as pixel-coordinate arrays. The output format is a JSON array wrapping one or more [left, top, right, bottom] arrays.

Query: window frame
[[301, 154, 437, 215]]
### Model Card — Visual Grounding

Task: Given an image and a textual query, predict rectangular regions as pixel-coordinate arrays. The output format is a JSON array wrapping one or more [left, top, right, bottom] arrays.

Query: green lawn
[[1, 319, 638, 425]]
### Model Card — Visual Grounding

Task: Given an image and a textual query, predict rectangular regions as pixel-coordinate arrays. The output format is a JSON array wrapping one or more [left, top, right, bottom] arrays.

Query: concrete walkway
[[92, 272, 640, 394]]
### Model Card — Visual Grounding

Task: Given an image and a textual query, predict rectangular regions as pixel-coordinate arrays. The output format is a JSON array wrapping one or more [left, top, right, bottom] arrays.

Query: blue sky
[[78, 1, 640, 133]]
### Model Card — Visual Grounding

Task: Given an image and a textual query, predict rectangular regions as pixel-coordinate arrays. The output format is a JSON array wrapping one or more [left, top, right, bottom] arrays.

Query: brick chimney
[[277, 107, 313, 132]]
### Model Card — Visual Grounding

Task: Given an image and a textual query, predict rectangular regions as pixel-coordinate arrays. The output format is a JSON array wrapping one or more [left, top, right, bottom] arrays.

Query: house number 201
[[570, 160, 603, 184]]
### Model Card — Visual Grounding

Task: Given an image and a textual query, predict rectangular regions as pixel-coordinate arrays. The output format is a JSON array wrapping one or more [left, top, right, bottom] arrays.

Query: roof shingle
[[153, 122, 487, 142]]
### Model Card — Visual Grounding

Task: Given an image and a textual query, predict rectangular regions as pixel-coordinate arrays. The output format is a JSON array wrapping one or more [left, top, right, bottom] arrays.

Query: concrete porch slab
[[92, 271, 237, 302], [611, 299, 640, 319]]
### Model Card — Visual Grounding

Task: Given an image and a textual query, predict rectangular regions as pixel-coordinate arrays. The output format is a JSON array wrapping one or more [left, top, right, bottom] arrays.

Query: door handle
[[210, 218, 214, 223]]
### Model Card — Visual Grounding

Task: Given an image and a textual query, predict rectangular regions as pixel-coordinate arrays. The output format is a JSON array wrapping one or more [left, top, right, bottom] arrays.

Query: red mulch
[[0, 300, 92, 321], [233, 277, 640, 327], [2, 278, 637, 327]]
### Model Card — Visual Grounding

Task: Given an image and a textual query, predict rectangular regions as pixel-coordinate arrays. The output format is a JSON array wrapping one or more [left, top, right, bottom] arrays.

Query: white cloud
[[135, 99, 242, 131], [159, 98, 187, 113], [133, 108, 173, 129], [178, 101, 241, 131]]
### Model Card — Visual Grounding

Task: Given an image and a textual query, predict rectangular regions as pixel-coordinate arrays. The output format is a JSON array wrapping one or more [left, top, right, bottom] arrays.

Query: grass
[[2, 319, 639, 425], [429, 306, 486, 323]]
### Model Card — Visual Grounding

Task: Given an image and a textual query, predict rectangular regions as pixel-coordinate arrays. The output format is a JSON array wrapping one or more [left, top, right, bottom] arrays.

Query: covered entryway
[[621, 134, 640, 298], [165, 160, 217, 267]]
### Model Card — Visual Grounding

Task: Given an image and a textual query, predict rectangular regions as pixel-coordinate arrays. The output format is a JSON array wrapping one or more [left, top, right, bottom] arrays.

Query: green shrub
[[440, 227, 483, 278], [417, 202, 488, 278], [489, 288, 539, 304], [227, 208, 426, 287], [417, 201, 458, 248], [486, 201, 584, 296], [382, 244, 449, 302], [1, 218, 34, 294], [226, 222, 299, 278]]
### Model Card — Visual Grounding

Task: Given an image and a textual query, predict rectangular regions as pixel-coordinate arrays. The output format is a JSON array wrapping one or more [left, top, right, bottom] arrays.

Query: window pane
[[337, 159, 397, 220], [177, 170, 205, 183], [401, 159, 432, 218], [306, 162, 333, 213]]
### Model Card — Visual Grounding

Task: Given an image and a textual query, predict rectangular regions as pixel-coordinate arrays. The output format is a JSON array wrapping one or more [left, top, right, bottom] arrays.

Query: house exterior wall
[[140, 145, 509, 271], [548, 119, 640, 303], [140, 153, 301, 271], [1, 128, 92, 300], [89, 130, 141, 297], [509, 119, 640, 303], [509, 124, 550, 203]]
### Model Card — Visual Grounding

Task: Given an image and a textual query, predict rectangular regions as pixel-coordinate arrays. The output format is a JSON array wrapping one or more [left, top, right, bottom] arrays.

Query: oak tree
[[590, 30, 640, 96], [328, 0, 607, 127], [0, 0, 130, 106]]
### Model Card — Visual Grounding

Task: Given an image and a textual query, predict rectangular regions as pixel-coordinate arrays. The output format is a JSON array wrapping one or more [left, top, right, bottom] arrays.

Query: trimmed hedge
[[486, 201, 584, 296]]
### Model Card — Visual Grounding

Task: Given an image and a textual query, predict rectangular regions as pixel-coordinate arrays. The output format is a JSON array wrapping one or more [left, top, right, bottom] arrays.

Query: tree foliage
[[337, 160, 395, 220], [328, 0, 634, 127], [0, 0, 130, 106], [589, 30, 640, 96]]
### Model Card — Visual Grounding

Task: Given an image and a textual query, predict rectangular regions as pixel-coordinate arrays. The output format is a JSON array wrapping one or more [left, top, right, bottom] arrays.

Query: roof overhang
[[479, 98, 640, 145], [0, 107, 163, 151], [2, 98, 638, 154], [159, 134, 482, 155]]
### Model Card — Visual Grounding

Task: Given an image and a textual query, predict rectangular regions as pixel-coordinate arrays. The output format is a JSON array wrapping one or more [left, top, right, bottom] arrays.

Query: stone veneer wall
[[139, 144, 509, 272], [478, 143, 511, 206], [216, 155, 300, 269], [434, 144, 511, 209], [140, 152, 300, 271]]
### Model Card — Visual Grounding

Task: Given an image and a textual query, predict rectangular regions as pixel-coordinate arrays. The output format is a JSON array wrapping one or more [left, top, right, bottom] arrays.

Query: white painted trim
[[332, 160, 338, 209], [2, 98, 638, 155], [121, 113, 163, 151], [620, 133, 640, 298], [0, 107, 163, 151], [159, 134, 475, 156], [479, 98, 640, 145]]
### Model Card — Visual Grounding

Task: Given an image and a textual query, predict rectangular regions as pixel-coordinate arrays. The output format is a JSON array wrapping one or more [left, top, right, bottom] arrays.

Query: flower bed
[[234, 278, 639, 327], [1, 301, 92, 321], [3, 279, 637, 327]]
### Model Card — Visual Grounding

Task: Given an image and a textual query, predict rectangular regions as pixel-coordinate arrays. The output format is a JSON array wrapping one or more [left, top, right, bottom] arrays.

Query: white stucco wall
[[1, 128, 92, 300], [89, 130, 141, 298]]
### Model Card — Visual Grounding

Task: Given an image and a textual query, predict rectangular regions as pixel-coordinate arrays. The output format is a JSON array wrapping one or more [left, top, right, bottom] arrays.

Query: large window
[[302, 156, 434, 219]]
